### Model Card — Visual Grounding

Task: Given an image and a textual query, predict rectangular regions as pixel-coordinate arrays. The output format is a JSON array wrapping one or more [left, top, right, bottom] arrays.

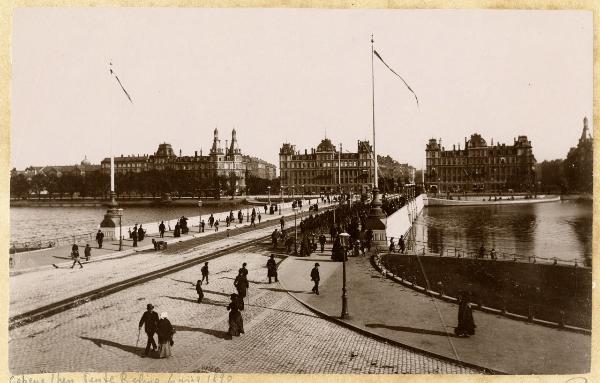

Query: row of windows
[[427, 156, 520, 166], [281, 160, 371, 169]]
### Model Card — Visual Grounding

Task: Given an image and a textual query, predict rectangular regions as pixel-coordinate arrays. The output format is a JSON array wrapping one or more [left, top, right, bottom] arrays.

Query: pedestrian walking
[[227, 293, 244, 338], [318, 233, 326, 253], [174, 222, 181, 237], [258, 212, 262, 223], [280, 216, 285, 231], [138, 225, 145, 241], [250, 215, 255, 227], [209, 214, 215, 228], [70, 247, 83, 268], [84, 244, 91, 262], [399, 235, 406, 254], [238, 210, 243, 224], [201, 219, 205, 233], [264, 204, 267, 214], [239, 262, 249, 277], [132, 225, 138, 247], [157, 312, 174, 358], [233, 270, 249, 310], [195, 280, 204, 303], [214, 220, 219, 232], [454, 294, 476, 337], [138, 303, 159, 356], [201, 262, 209, 284], [271, 228, 279, 248], [96, 230, 104, 249], [159, 221, 166, 238], [310, 263, 320, 295], [267, 255, 278, 283]]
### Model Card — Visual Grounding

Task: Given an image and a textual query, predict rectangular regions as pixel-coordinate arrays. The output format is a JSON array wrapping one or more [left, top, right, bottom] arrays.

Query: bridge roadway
[[9, 205, 478, 375]]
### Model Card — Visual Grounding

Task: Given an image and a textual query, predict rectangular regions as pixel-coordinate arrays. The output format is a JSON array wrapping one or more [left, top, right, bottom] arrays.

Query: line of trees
[[10, 170, 281, 200], [538, 139, 593, 194]]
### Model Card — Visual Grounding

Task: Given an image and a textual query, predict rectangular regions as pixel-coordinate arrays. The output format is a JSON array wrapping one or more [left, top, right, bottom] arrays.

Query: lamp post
[[339, 232, 350, 319], [279, 186, 283, 215], [267, 186, 271, 205], [293, 206, 298, 256], [198, 200, 203, 233]]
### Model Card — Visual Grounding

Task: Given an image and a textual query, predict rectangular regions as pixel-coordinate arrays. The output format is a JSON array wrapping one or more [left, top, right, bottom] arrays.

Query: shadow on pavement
[[169, 278, 196, 287], [164, 296, 199, 304], [80, 336, 142, 356], [365, 323, 458, 338], [247, 304, 318, 319], [173, 325, 229, 340], [259, 287, 307, 294], [203, 289, 231, 297]]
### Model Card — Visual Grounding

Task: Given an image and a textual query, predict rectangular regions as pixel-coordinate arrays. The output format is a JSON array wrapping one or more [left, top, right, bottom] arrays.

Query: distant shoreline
[[10, 197, 247, 208]]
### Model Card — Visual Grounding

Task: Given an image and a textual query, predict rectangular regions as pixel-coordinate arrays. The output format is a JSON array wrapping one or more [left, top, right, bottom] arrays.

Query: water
[[411, 200, 592, 265], [10, 204, 252, 244]]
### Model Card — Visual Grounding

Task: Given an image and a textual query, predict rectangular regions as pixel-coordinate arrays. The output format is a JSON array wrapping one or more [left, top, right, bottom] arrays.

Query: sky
[[11, 8, 593, 171]]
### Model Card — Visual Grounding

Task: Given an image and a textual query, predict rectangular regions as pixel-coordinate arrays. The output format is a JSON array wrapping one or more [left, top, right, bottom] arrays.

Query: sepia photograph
[[5, 5, 594, 380]]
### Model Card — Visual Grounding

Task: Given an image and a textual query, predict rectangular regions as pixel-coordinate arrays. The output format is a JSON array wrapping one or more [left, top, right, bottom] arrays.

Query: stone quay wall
[[385, 194, 424, 240], [380, 253, 592, 329]]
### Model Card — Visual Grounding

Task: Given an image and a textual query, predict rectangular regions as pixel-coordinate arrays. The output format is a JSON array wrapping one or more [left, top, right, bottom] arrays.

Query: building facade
[[279, 138, 375, 195], [99, 129, 275, 194], [425, 133, 536, 193], [243, 155, 277, 180]]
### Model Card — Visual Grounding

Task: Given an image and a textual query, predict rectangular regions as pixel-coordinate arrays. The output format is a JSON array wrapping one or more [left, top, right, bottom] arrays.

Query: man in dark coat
[[138, 225, 145, 241], [159, 221, 166, 238], [95, 230, 104, 249], [138, 303, 159, 356], [310, 263, 320, 295], [239, 262, 249, 277], [84, 244, 91, 262], [280, 217, 285, 231], [208, 214, 215, 228], [271, 229, 279, 249], [234, 270, 249, 310], [238, 210, 243, 224], [132, 224, 138, 247], [266, 255, 278, 283], [201, 262, 209, 284], [318, 233, 326, 253], [399, 235, 406, 254]]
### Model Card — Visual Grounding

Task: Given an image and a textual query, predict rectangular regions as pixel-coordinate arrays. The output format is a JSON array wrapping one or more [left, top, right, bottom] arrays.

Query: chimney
[[195, 151, 198, 157], [179, 149, 182, 157], [305, 149, 307, 155], [453, 144, 456, 151]]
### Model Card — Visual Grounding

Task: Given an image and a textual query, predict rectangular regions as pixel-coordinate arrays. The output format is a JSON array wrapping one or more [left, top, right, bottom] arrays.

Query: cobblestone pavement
[[9, 247, 477, 374]]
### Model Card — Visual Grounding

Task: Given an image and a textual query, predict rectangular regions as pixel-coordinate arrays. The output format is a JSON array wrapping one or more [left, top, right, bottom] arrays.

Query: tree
[[30, 173, 46, 199], [10, 174, 30, 199], [564, 140, 593, 193]]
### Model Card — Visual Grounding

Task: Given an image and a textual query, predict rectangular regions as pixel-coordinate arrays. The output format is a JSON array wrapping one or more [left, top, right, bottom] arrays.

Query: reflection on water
[[10, 204, 251, 243], [412, 200, 592, 265]]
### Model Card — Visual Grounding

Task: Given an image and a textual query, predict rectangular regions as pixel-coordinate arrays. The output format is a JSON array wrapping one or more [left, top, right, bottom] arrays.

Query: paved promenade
[[278, 251, 591, 375], [9, 203, 327, 318], [9, 247, 475, 374]]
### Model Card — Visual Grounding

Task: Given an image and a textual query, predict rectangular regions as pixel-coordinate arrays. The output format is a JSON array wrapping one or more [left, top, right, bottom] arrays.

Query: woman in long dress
[[227, 294, 244, 338], [157, 312, 175, 358], [454, 294, 476, 337]]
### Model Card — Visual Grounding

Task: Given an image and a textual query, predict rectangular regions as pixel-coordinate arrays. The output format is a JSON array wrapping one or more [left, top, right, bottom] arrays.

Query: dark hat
[[270, 254, 275, 258], [146, 303, 154, 310], [315, 263, 320, 266], [243, 263, 247, 266]]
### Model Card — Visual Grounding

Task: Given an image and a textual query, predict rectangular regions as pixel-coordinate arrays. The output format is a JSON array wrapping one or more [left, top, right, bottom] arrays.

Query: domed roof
[[80, 155, 91, 166], [316, 138, 336, 152]]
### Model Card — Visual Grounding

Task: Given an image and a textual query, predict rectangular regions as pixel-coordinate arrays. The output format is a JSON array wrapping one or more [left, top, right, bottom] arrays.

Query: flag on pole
[[373, 50, 419, 107], [109, 62, 133, 104]]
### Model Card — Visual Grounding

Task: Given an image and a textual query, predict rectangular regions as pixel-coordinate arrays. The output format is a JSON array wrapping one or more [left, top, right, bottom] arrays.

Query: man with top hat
[[138, 303, 159, 356]]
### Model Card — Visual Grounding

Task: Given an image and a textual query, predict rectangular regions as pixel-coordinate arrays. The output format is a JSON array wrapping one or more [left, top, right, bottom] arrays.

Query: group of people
[[388, 235, 406, 253], [138, 304, 175, 358], [69, 243, 92, 268], [129, 224, 147, 247]]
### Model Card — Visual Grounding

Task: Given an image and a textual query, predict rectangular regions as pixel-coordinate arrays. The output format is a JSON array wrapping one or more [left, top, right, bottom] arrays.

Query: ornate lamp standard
[[198, 200, 203, 233], [338, 232, 350, 319], [293, 206, 299, 256], [267, 186, 271, 205]]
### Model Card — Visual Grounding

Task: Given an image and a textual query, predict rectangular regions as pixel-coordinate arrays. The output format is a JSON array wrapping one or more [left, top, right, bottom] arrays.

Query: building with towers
[[279, 138, 375, 196], [425, 133, 537, 194]]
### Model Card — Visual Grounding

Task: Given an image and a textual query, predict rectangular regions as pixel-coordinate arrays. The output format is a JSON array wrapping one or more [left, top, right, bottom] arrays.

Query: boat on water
[[424, 195, 560, 207]]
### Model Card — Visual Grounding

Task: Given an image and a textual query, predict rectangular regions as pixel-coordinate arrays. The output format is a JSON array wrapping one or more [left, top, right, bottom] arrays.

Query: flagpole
[[371, 34, 378, 190]]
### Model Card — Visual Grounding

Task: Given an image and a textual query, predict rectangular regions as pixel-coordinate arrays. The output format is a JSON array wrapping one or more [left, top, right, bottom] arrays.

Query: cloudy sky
[[11, 8, 592, 171]]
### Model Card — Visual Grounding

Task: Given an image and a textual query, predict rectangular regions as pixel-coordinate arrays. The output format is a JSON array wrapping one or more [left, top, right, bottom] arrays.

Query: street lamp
[[198, 200, 203, 233], [339, 232, 350, 319], [267, 186, 271, 205], [293, 206, 298, 256]]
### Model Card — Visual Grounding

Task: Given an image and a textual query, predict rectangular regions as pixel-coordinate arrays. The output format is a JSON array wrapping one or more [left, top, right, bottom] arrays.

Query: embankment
[[380, 254, 591, 329]]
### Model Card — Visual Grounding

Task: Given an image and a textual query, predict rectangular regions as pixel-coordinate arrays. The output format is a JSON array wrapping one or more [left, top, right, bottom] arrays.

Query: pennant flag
[[109, 62, 133, 104], [373, 50, 419, 107]]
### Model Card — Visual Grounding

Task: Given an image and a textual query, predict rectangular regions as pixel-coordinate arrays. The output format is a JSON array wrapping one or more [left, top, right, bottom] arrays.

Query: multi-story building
[[279, 138, 375, 195], [98, 129, 275, 194], [11, 156, 101, 180], [243, 155, 277, 180], [425, 133, 536, 193]]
